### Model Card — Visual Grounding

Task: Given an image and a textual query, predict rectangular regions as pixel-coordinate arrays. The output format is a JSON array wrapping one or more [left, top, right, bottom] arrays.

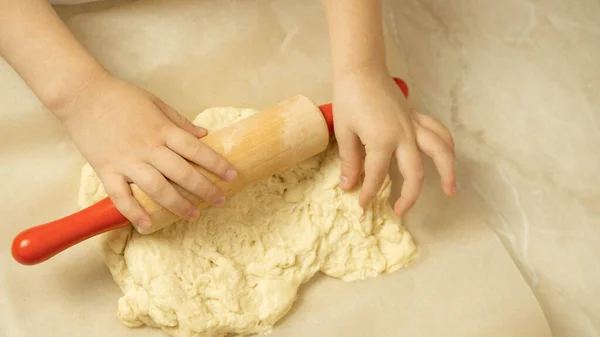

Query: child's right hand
[[53, 72, 237, 230]]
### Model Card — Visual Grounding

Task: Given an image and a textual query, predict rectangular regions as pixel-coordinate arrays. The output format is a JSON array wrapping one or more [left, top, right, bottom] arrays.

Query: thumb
[[154, 97, 207, 138], [336, 128, 364, 191]]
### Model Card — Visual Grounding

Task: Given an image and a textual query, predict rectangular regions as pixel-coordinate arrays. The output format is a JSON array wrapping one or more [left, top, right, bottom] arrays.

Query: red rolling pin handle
[[318, 77, 409, 133], [11, 198, 129, 265], [11, 77, 409, 266]]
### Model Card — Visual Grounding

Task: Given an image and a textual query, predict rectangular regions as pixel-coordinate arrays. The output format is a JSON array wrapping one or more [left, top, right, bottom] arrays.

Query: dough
[[79, 106, 417, 337]]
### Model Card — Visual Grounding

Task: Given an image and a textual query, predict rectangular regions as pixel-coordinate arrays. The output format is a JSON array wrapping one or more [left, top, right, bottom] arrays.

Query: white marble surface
[[383, 1, 600, 336]]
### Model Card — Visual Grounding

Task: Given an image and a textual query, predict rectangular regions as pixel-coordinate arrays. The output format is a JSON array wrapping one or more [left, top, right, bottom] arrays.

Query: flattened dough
[[78, 106, 417, 337]]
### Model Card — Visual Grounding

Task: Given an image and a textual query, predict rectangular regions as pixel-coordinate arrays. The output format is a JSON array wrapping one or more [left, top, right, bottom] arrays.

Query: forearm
[[0, 0, 104, 111], [321, 0, 387, 77]]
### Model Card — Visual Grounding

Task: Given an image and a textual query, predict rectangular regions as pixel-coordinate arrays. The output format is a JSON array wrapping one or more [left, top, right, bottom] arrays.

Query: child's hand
[[54, 72, 237, 230], [332, 67, 456, 216]]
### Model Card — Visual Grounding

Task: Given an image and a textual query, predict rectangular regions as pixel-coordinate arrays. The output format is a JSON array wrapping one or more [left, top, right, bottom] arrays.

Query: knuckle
[[189, 140, 205, 155], [166, 128, 185, 145], [364, 163, 384, 177], [201, 184, 221, 202], [400, 132, 416, 144], [372, 136, 397, 150], [189, 179, 211, 199], [165, 194, 191, 214], [202, 153, 229, 176], [159, 124, 176, 140], [365, 181, 383, 195], [362, 185, 376, 197], [148, 181, 168, 195], [206, 153, 224, 170], [201, 153, 228, 175], [414, 169, 425, 183], [214, 158, 231, 175], [177, 114, 189, 126], [175, 165, 194, 181], [341, 158, 358, 170], [108, 191, 128, 203]]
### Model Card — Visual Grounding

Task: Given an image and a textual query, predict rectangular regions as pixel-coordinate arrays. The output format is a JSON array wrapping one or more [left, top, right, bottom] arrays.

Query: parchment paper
[[0, 1, 551, 336]]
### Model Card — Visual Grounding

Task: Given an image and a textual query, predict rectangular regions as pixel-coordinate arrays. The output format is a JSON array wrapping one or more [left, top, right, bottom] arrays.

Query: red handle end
[[318, 77, 409, 133], [12, 197, 129, 265]]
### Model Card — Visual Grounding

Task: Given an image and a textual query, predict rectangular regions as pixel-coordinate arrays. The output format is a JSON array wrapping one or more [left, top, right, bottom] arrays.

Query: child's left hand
[[332, 66, 456, 216]]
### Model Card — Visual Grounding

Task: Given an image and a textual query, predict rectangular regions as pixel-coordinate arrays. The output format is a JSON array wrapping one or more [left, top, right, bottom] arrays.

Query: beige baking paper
[[0, 1, 551, 336]]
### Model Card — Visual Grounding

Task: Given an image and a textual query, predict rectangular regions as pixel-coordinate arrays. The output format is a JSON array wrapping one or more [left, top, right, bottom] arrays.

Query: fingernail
[[196, 127, 208, 138], [137, 219, 150, 230], [224, 169, 237, 182], [339, 176, 349, 188], [451, 184, 457, 195], [188, 209, 200, 219], [214, 196, 226, 206]]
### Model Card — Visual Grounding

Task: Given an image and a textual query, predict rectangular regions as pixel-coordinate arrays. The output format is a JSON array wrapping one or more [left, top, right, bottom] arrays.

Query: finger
[[359, 145, 394, 207], [393, 145, 424, 216], [101, 173, 151, 229], [415, 113, 454, 151], [150, 146, 225, 206], [335, 127, 364, 191], [165, 129, 237, 182], [416, 127, 456, 197], [154, 97, 208, 138], [125, 163, 198, 220]]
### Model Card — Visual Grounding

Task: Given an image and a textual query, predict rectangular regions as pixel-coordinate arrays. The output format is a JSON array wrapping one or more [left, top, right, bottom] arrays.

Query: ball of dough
[[78, 106, 417, 337]]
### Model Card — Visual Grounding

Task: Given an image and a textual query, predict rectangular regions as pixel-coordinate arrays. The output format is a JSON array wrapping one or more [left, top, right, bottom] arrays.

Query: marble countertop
[[383, 0, 600, 336]]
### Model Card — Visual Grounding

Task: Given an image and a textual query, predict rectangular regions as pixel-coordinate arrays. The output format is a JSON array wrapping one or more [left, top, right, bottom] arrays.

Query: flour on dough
[[78, 106, 417, 337]]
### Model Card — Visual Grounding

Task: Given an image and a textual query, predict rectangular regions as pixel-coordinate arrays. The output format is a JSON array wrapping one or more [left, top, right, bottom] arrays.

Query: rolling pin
[[12, 78, 409, 266]]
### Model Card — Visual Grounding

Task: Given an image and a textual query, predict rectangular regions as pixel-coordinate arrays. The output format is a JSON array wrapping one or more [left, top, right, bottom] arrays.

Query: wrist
[[42, 62, 106, 111], [45, 65, 109, 123], [333, 62, 389, 83]]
